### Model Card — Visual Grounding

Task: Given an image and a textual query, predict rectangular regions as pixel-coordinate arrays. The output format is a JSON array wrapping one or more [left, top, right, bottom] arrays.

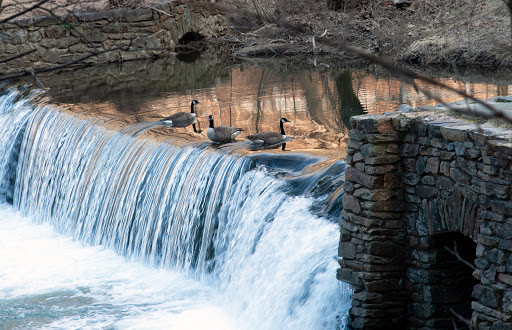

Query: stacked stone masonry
[[339, 112, 512, 329], [0, 0, 227, 74]]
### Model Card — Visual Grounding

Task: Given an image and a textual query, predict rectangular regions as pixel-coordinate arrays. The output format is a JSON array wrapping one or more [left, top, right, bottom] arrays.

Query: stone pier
[[339, 104, 512, 329]]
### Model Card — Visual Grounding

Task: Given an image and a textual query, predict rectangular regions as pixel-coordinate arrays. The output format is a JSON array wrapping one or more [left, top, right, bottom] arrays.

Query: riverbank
[[1, 0, 510, 70], [220, 0, 511, 69]]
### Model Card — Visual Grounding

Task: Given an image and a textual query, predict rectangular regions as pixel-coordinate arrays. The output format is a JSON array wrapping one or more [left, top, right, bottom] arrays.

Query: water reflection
[[27, 58, 512, 160], [352, 67, 512, 113]]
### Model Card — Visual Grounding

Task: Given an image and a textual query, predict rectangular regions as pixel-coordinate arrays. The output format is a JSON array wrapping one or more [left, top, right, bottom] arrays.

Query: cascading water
[[0, 89, 352, 329]]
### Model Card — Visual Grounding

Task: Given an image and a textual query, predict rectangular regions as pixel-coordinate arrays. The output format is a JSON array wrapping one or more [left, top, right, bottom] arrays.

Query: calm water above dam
[[0, 58, 511, 329], [39, 57, 512, 159]]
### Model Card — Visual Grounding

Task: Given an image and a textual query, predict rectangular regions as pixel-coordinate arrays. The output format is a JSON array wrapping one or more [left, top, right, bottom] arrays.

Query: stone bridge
[[0, 0, 227, 75], [338, 102, 512, 329]]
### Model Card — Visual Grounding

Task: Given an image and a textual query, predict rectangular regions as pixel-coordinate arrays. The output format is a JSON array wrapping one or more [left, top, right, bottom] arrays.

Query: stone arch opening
[[408, 232, 477, 328], [176, 32, 205, 62], [178, 31, 205, 45]]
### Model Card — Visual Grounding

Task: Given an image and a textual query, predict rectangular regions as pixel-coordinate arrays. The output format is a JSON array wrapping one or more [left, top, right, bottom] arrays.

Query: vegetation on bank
[[222, 0, 512, 69], [1, 0, 510, 69]]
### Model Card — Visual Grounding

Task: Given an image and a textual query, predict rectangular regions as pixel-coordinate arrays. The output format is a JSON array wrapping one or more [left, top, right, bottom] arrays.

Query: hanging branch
[[319, 38, 509, 121], [449, 308, 470, 327], [0, 0, 50, 24], [444, 241, 476, 271], [0, 48, 37, 64], [0, 46, 127, 81]]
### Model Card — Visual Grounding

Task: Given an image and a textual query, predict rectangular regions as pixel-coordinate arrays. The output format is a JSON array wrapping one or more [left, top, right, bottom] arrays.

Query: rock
[[337, 268, 362, 286], [345, 167, 383, 189], [487, 95, 512, 103], [440, 124, 473, 142], [416, 105, 436, 111], [439, 99, 512, 118], [41, 48, 60, 63], [400, 143, 419, 157], [339, 241, 357, 259], [342, 194, 361, 214], [472, 285, 498, 308], [398, 104, 414, 113], [368, 241, 403, 257]]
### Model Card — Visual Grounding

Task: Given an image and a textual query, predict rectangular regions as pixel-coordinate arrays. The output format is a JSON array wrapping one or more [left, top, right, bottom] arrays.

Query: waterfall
[[0, 89, 351, 329]]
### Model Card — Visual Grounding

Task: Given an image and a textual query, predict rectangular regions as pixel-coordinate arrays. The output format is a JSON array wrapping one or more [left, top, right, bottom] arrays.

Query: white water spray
[[0, 89, 351, 329]]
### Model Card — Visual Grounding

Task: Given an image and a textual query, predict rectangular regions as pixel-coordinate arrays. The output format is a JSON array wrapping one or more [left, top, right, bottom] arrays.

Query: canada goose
[[247, 118, 291, 145], [160, 100, 200, 126], [206, 115, 243, 143]]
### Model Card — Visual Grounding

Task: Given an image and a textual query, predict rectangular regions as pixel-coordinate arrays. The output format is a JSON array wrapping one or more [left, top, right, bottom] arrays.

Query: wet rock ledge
[[339, 97, 512, 329]]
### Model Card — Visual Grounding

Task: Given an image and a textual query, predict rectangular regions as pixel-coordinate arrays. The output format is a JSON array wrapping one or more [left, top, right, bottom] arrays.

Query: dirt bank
[[220, 0, 512, 69], [1, 0, 511, 69]]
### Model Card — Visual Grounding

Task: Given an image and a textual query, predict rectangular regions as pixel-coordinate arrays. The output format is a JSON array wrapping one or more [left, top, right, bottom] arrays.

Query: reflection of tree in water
[[44, 57, 228, 114], [254, 67, 268, 133], [298, 71, 345, 133], [297, 70, 364, 134], [335, 71, 365, 130]]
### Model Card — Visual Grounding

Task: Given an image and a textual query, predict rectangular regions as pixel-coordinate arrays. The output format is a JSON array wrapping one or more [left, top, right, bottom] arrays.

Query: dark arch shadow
[[176, 32, 205, 63], [407, 232, 477, 328]]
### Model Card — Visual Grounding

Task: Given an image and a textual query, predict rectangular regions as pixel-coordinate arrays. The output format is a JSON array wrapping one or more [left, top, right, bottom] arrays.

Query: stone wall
[[339, 110, 512, 329], [0, 1, 227, 74]]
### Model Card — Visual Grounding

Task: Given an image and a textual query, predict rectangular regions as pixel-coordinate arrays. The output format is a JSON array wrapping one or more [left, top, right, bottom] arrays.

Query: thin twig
[[0, 48, 37, 63], [0, 46, 127, 81], [0, 0, 49, 24], [29, 70, 45, 89], [318, 38, 511, 122], [149, 6, 173, 17], [444, 241, 476, 271], [449, 308, 470, 326]]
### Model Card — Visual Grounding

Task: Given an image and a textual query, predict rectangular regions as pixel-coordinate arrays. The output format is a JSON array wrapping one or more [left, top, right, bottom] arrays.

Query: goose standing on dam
[[247, 118, 291, 145], [206, 115, 243, 143], [160, 100, 200, 125], [159, 100, 201, 133]]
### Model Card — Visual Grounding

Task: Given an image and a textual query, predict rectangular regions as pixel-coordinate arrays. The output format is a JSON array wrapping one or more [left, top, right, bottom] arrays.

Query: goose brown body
[[160, 100, 199, 126], [247, 118, 291, 145], [206, 115, 243, 143]]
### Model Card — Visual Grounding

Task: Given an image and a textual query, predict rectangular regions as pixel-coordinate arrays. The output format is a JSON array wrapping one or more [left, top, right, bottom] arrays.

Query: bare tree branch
[[29, 70, 45, 89], [252, 0, 269, 25], [29, 5, 99, 50], [449, 308, 470, 327], [1, 0, 510, 131], [310, 35, 512, 122], [444, 241, 476, 271], [0, 0, 49, 24], [0, 46, 127, 81], [0, 48, 37, 63]]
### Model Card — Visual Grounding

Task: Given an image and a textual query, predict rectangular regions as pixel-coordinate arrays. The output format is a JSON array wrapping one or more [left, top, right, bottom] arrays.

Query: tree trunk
[[327, 0, 342, 10], [327, 0, 361, 11]]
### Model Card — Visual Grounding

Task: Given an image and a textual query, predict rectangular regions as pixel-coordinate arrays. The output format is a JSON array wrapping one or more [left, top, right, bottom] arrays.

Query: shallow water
[[0, 204, 236, 329]]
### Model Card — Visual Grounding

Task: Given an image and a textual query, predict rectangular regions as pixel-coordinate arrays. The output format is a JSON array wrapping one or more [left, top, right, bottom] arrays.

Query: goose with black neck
[[206, 115, 243, 143], [159, 100, 202, 133], [247, 118, 291, 145]]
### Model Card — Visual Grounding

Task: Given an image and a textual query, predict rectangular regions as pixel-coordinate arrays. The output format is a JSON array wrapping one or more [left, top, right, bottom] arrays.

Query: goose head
[[190, 100, 200, 113]]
